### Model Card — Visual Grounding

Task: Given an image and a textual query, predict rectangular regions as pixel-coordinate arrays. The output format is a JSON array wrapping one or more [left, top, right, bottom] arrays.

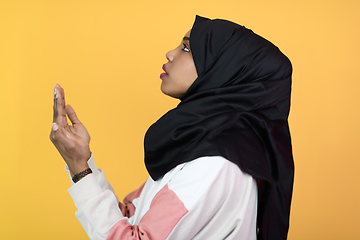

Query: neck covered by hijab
[[144, 15, 294, 240]]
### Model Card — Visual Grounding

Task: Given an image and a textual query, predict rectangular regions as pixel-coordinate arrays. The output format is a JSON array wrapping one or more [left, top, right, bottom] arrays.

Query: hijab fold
[[144, 15, 294, 240]]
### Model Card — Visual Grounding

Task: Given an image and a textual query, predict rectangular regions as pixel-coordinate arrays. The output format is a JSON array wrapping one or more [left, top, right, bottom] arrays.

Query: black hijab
[[144, 16, 294, 240]]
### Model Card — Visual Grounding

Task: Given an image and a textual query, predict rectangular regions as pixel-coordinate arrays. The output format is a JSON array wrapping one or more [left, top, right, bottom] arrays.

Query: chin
[[162, 91, 182, 99], [160, 86, 182, 99]]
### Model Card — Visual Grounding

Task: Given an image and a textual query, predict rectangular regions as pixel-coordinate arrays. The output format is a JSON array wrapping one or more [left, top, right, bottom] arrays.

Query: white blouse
[[66, 154, 258, 240]]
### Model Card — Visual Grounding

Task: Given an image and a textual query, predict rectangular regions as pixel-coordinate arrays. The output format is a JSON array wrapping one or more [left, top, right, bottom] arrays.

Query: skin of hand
[[50, 84, 91, 177]]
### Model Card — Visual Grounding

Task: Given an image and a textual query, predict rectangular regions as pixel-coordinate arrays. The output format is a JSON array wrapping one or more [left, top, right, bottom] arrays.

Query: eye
[[182, 43, 190, 52]]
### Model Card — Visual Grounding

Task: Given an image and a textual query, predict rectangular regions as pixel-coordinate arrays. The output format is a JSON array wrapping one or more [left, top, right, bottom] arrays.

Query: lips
[[160, 64, 168, 78]]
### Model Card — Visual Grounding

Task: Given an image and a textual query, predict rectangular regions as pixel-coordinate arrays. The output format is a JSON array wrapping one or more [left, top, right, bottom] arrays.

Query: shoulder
[[169, 155, 249, 186], [167, 156, 255, 211]]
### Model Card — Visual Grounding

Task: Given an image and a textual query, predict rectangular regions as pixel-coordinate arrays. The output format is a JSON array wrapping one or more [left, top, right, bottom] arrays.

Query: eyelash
[[182, 43, 190, 52]]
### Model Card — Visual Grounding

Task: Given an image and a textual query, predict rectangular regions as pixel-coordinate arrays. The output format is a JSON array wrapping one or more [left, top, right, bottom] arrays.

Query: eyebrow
[[183, 36, 190, 41]]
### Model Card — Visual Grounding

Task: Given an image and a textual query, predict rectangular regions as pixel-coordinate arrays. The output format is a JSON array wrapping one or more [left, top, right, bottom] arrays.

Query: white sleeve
[[65, 153, 117, 197], [68, 174, 125, 240], [66, 153, 124, 240]]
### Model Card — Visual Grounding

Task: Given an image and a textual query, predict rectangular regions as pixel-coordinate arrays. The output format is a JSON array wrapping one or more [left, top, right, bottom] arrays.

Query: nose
[[166, 48, 175, 62]]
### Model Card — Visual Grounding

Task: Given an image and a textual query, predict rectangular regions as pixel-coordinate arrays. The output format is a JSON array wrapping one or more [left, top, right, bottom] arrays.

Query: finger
[[52, 84, 59, 123], [50, 123, 76, 147], [49, 122, 59, 142], [52, 122, 59, 131], [66, 105, 81, 125], [54, 84, 67, 127]]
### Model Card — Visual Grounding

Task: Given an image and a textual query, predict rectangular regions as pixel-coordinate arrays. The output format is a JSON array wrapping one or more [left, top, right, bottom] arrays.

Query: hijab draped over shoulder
[[144, 15, 294, 240]]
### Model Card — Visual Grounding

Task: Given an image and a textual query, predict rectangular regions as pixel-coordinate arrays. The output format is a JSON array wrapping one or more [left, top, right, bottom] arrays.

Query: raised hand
[[50, 84, 91, 177]]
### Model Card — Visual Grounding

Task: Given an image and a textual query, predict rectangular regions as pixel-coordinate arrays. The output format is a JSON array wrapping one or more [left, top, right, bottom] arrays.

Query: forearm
[[66, 153, 117, 195], [68, 174, 124, 240], [67, 166, 148, 240]]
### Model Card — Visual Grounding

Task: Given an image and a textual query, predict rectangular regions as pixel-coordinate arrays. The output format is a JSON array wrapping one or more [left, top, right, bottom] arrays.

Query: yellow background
[[1, 0, 359, 239]]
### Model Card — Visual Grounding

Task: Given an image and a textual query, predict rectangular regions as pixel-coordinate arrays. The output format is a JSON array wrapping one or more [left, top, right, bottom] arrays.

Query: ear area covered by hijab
[[184, 15, 292, 102], [144, 15, 294, 240]]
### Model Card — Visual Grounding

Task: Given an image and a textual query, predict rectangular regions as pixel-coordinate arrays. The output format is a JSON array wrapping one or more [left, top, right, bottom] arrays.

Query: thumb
[[66, 105, 81, 125]]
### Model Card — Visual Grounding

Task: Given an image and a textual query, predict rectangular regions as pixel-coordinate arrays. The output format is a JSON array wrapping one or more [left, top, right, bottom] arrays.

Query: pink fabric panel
[[107, 184, 188, 240], [119, 182, 146, 218], [106, 219, 149, 240]]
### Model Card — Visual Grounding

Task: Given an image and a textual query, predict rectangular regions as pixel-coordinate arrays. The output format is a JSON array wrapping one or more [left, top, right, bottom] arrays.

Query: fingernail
[[52, 122, 59, 131], [54, 87, 58, 99]]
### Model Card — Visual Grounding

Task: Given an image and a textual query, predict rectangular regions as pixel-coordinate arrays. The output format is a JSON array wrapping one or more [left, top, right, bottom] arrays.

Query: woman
[[51, 16, 294, 240]]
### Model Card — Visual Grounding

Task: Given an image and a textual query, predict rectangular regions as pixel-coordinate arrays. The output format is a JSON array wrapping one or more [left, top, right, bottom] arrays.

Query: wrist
[[68, 151, 91, 177], [69, 162, 90, 178], [72, 168, 92, 183]]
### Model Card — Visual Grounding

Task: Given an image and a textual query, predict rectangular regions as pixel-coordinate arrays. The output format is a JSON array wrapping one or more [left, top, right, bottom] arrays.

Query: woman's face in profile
[[160, 30, 198, 99]]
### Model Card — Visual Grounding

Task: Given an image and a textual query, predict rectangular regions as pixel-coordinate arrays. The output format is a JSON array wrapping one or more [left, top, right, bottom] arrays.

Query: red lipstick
[[160, 64, 168, 78]]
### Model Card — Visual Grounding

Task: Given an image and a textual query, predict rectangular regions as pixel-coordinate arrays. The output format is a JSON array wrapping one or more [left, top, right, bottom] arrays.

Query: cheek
[[182, 59, 198, 84]]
